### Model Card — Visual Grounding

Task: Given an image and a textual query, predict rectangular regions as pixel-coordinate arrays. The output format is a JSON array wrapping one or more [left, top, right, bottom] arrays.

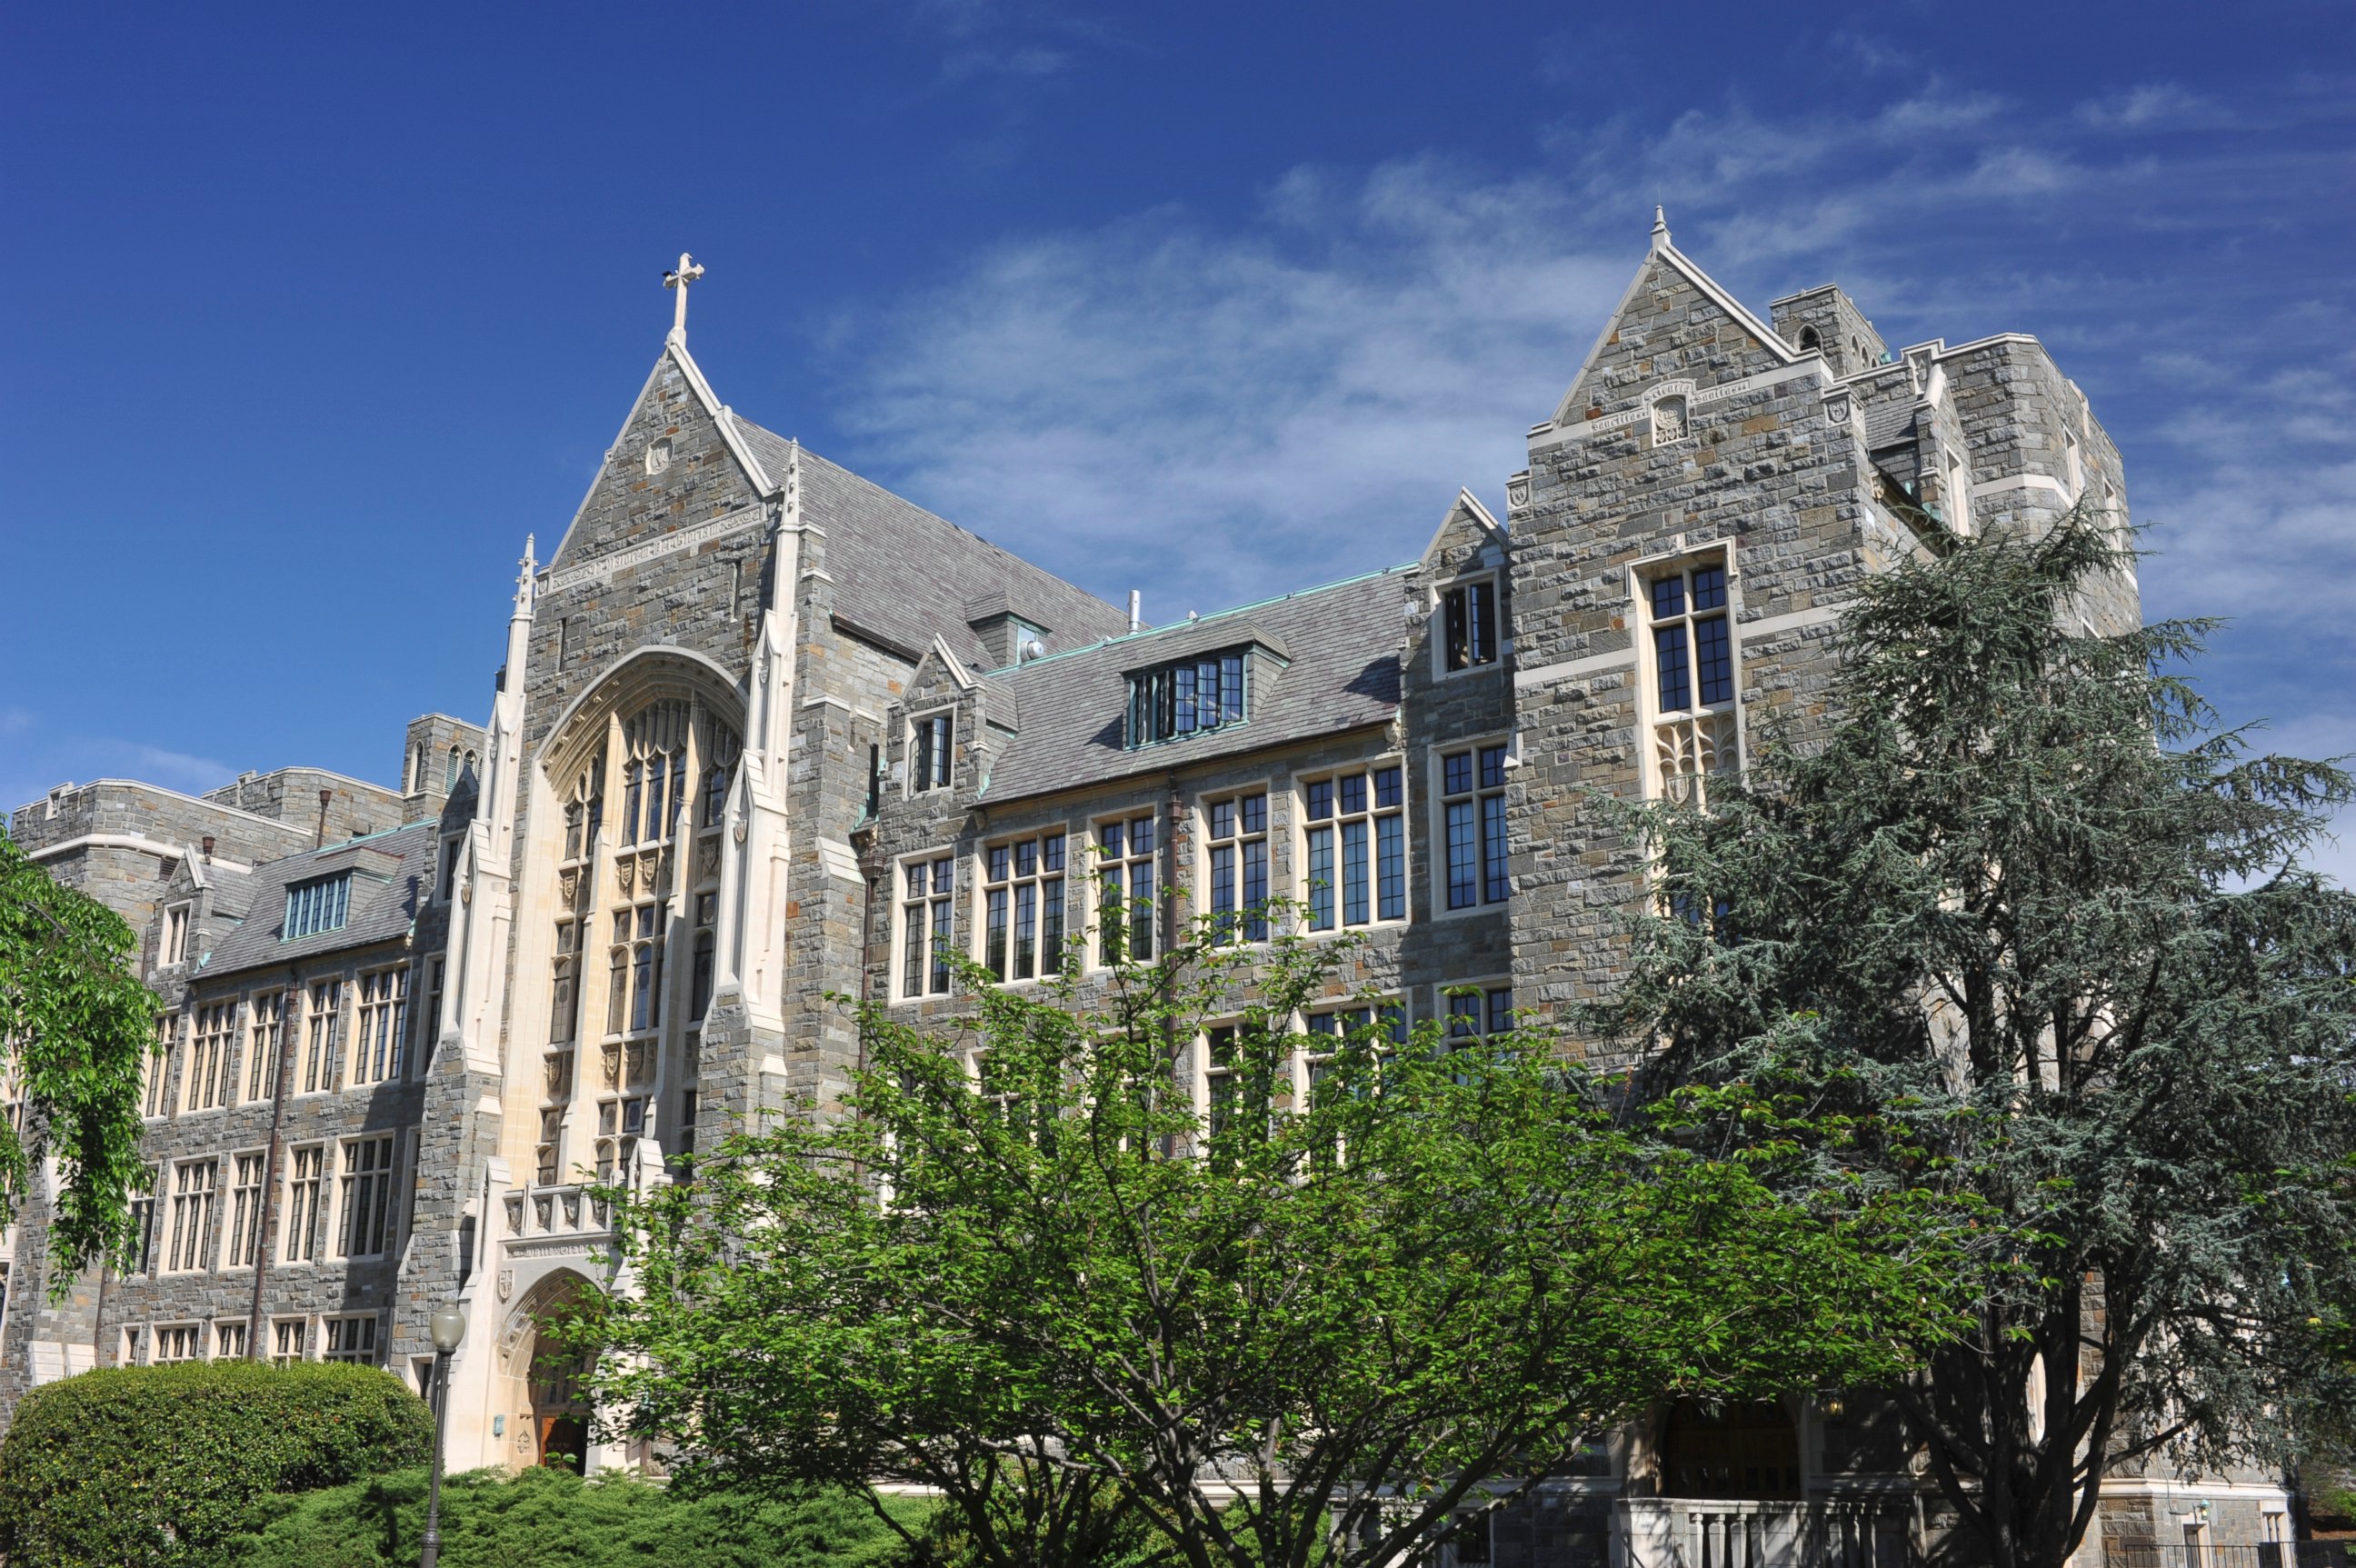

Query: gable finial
[[663, 253, 706, 344], [1652, 205, 1671, 252], [515, 534, 537, 608]]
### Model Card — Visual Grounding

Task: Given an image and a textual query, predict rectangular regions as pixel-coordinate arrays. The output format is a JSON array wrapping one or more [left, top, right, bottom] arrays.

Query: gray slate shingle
[[974, 567, 1412, 806], [202, 823, 435, 975], [730, 420, 1134, 669]]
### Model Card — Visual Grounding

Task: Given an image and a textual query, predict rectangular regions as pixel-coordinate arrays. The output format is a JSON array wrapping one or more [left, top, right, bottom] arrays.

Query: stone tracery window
[[541, 694, 740, 1190], [1643, 558, 1739, 807]]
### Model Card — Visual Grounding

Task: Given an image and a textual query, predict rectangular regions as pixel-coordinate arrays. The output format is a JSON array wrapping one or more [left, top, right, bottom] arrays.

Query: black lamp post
[[420, 1300, 467, 1568]]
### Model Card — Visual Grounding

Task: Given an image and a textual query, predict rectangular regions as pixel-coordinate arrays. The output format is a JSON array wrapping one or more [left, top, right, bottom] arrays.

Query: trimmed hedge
[[228, 1466, 925, 1567], [0, 1359, 434, 1568]]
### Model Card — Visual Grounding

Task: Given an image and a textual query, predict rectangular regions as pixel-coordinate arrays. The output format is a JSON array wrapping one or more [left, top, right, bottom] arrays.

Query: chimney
[[201, 836, 215, 863], [1127, 590, 1142, 633]]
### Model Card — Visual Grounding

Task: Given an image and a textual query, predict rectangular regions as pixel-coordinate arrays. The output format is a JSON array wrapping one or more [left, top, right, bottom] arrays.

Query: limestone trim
[[1532, 358, 1832, 453], [23, 832, 255, 873], [1737, 603, 1848, 643], [535, 645, 749, 794], [1514, 646, 1636, 691], [540, 503, 769, 595], [1972, 473, 2075, 503]]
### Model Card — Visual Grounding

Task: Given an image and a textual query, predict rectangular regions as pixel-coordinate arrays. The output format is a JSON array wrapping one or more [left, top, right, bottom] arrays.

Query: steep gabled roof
[[728, 418, 1134, 668], [970, 565, 1412, 805]]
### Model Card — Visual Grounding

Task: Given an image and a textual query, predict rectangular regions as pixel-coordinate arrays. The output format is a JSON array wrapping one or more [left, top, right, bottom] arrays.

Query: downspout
[[314, 789, 333, 849], [246, 964, 301, 1357]]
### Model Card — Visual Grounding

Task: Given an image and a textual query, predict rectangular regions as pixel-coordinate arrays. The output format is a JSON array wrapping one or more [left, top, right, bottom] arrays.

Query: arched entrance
[[504, 1270, 594, 1472], [1657, 1399, 1802, 1499]]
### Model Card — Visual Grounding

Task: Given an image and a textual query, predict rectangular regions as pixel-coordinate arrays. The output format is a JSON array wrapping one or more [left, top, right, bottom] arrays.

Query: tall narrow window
[[165, 1158, 216, 1273], [1097, 815, 1157, 964], [185, 1002, 234, 1113], [690, 893, 717, 1020], [216, 1321, 248, 1361], [226, 1152, 265, 1268], [163, 904, 191, 966], [300, 980, 341, 1094], [1646, 560, 1739, 806], [900, 856, 957, 998], [145, 1015, 177, 1119], [1205, 793, 1271, 943], [1301, 767, 1404, 931], [284, 1145, 324, 1263], [352, 968, 408, 1085], [984, 833, 1066, 982], [339, 1135, 396, 1257], [912, 713, 953, 792], [130, 1169, 157, 1273], [420, 960, 444, 1071], [245, 993, 283, 1102], [1441, 744, 1512, 911], [551, 920, 579, 1044], [1442, 580, 1498, 672]]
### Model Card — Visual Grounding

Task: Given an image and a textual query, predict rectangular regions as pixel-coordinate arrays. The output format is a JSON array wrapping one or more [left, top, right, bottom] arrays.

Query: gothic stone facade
[[3, 225, 2287, 1563]]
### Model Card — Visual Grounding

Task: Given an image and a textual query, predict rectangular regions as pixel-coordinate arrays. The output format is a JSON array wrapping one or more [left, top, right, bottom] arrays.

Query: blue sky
[[4, 2, 2352, 869]]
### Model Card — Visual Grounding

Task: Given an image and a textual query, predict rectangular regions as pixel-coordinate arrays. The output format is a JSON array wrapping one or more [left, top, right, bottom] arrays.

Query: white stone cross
[[663, 253, 705, 341]]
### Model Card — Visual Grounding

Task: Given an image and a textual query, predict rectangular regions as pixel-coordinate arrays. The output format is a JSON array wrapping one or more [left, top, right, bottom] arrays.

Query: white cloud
[[2076, 83, 2224, 131]]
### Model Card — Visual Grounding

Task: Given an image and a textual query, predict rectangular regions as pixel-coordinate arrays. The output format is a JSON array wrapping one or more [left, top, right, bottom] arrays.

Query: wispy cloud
[[2076, 83, 2226, 131], [820, 74, 2356, 861]]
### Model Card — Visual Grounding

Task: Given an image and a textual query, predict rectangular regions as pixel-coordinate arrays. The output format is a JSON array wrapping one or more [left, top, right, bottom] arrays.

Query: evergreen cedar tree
[[576, 902, 1975, 1568], [0, 836, 159, 1284], [0, 1360, 434, 1568], [1589, 507, 2356, 1568]]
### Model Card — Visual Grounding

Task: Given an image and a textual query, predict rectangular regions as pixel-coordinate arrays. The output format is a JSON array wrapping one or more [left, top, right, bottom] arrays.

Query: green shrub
[[0, 1360, 434, 1568], [227, 1466, 925, 1567]]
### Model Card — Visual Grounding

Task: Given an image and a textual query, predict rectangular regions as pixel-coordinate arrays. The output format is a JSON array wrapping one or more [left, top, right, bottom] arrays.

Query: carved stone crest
[[497, 1267, 514, 1302], [1505, 473, 1532, 511]]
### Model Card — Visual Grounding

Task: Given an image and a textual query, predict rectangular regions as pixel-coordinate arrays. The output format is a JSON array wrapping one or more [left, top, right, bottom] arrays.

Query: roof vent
[[1019, 638, 1046, 663]]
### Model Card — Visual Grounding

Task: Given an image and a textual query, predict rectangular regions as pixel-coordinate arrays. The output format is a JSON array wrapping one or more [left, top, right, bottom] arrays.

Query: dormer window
[[1128, 650, 1247, 747], [284, 874, 352, 941]]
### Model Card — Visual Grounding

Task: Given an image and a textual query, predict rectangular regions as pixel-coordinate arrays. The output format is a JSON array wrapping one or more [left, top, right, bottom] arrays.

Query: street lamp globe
[[429, 1303, 467, 1354]]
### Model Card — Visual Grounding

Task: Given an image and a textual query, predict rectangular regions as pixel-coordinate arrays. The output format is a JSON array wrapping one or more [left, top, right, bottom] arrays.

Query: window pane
[[929, 900, 953, 994], [1691, 564, 1726, 611], [1480, 744, 1507, 791], [1043, 833, 1065, 873], [1100, 821, 1123, 857], [1241, 793, 1266, 834], [1210, 800, 1233, 841], [1654, 624, 1692, 712], [1470, 579, 1497, 664], [1482, 794, 1510, 905], [1445, 801, 1478, 910], [1014, 839, 1037, 878], [1694, 614, 1732, 705], [989, 845, 1010, 883], [1652, 575, 1684, 619], [1443, 751, 1472, 796], [987, 888, 1009, 980], [1338, 773, 1366, 817], [1013, 884, 1037, 980], [1174, 664, 1196, 734], [1487, 986, 1513, 1035], [1306, 779, 1333, 821], [1130, 815, 1155, 856], [1444, 586, 1469, 671], [1211, 844, 1236, 918], [1341, 819, 1369, 925], [1129, 862, 1154, 960], [1376, 813, 1405, 922], [1042, 879, 1064, 973], [1242, 839, 1269, 942], [1222, 654, 1244, 723], [1373, 767, 1402, 810], [1100, 866, 1124, 964], [1306, 826, 1334, 931]]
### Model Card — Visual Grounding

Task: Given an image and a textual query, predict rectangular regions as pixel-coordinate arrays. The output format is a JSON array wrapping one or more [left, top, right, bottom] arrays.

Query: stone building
[[1, 220, 2289, 1563]]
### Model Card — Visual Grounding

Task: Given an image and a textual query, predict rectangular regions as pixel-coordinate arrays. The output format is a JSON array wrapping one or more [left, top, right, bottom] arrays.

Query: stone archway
[[501, 1270, 594, 1472], [1657, 1398, 1802, 1500]]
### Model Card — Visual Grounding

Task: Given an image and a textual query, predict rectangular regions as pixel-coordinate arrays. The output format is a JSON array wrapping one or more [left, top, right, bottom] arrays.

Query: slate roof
[[729, 418, 1135, 669], [973, 565, 1412, 806], [201, 822, 435, 975]]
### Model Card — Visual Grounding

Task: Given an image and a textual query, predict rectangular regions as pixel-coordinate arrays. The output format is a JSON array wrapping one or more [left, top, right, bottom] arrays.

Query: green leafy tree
[[580, 908, 1968, 1568], [0, 836, 158, 1280], [1592, 511, 2356, 1568]]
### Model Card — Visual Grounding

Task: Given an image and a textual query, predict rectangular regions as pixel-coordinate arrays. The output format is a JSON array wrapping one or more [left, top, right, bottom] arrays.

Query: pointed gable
[[544, 343, 775, 580], [1545, 229, 1798, 430]]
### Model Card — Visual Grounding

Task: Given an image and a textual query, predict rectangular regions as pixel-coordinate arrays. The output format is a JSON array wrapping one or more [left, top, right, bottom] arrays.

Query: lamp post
[[421, 1300, 466, 1568]]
